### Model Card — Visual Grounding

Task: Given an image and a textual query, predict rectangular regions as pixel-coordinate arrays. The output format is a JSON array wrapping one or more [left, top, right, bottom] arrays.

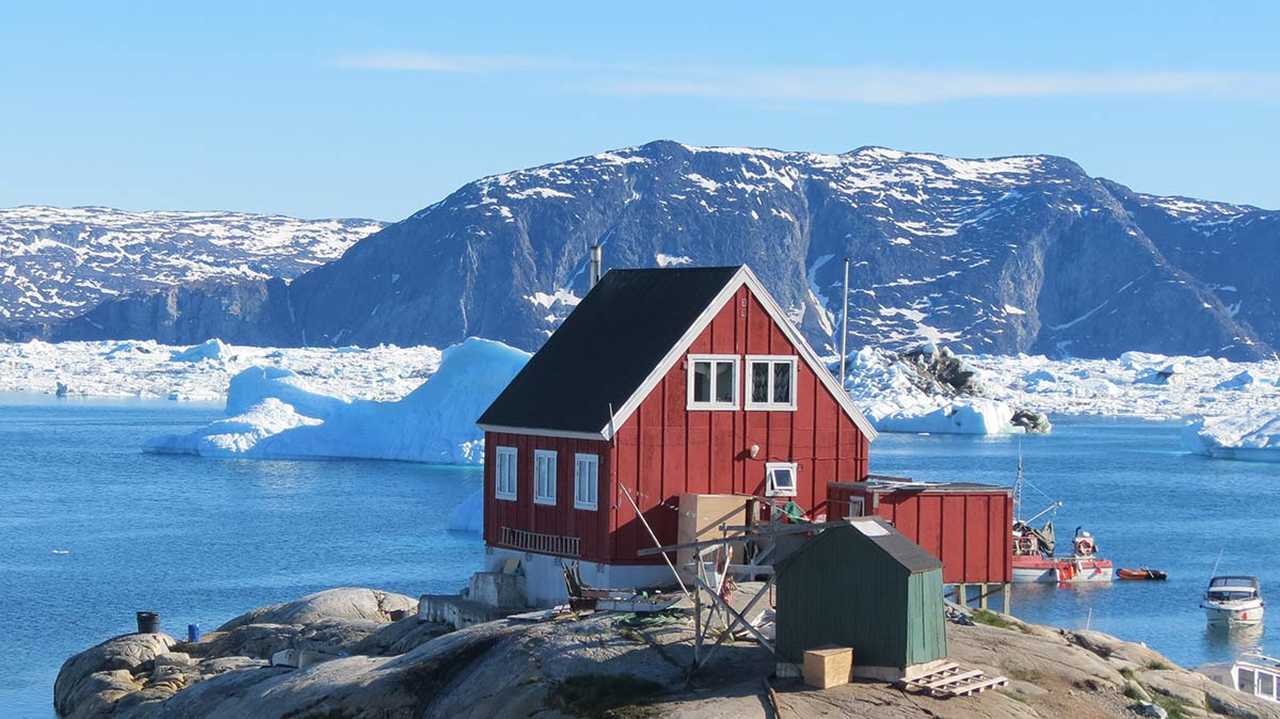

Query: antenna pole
[[838, 257, 850, 389]]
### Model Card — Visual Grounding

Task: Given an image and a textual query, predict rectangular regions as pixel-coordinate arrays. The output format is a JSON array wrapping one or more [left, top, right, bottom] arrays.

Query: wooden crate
[[676, 494, 749, 574], [802, 646, 854, 689]]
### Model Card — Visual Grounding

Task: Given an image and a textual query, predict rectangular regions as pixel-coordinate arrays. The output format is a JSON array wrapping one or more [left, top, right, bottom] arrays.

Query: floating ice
[[1182, 415, 1280, 462], [144, 338, 530, 464], [875, 398, 1016, 435], [447, 489, 485, 533], [169, 339, 230, 363]]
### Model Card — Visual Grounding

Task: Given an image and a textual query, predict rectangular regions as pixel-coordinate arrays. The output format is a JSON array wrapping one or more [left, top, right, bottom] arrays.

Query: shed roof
[[777, 518, 943, 575], [833, 478, 1013, 496], [477, 265, 878, 441]]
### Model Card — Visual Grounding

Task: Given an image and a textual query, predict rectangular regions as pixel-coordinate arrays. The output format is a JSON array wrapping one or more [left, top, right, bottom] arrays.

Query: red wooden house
[[476, 265, 879, 603]]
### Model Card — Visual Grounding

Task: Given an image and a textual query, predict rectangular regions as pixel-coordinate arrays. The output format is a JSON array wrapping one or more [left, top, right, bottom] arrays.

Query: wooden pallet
[[901, 663, 1009, 698]]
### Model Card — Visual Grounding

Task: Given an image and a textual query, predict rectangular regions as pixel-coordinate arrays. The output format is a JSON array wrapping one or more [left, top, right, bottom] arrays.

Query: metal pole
[[838, 257, 850, 390], [618, 482, 690, 598]]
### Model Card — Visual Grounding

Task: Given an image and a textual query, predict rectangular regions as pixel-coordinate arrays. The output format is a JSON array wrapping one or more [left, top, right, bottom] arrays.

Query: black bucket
[[136, 611, 160, 634]]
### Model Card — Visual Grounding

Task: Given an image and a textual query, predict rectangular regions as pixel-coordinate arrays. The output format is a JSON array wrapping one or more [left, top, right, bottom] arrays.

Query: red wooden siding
[[827, 482, 1013, 584], [483, 431, 613, 563], [608, 285, 869, 564]]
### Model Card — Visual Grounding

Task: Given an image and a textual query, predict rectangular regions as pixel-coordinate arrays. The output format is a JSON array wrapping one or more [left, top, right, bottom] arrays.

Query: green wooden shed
[[774, 517, 949, 681]]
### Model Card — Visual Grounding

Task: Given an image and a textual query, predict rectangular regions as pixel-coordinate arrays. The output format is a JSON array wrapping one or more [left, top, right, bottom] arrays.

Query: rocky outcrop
[[56, 587, 1280, 719], [52, 142, 1274, 359]]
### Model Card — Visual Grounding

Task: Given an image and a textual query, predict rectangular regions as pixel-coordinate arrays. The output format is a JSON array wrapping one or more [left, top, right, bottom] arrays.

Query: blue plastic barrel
[[187, 624, 201, 642]]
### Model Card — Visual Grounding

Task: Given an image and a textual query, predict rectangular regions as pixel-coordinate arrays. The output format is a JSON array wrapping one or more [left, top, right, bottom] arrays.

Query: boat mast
[[1014, 440, 1024, 522]]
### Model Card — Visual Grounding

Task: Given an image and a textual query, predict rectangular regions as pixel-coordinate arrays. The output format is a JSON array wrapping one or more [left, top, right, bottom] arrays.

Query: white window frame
[[765, 461, 798, 497], [844, 496, 866, 519], [494, 446, 517, 501], [745, 355, 798, 411], [574, 453, 599, 511], [533, 449, 557, 506], [686, 354, 740, 410]]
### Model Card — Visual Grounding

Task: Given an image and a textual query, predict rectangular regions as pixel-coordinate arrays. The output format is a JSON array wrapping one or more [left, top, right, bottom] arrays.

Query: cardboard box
[[676, 493, 749, 577], [803, 647, 854, 689]]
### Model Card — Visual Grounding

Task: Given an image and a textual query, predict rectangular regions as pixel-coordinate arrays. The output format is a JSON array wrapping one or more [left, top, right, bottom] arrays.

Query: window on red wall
[[534, 450, 557, 506], [495, 446, 517, 501], [745, 356, 797, 411], [765, 462, 798, 497], [687, 354, 739, 410]]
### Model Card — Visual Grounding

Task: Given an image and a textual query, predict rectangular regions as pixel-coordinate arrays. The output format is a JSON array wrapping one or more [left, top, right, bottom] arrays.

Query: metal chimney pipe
[[590, 244, 603, 287], [839, 257, 850, 390]]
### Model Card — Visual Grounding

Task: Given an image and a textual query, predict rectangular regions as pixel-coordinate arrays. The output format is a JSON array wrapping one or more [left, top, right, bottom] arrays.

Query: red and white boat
[[1009, 451, 1114, 584], [1012, 528, 1114, 584]]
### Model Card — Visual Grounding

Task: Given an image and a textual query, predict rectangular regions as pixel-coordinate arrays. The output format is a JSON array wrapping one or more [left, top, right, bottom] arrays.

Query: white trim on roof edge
[[599, 265, 879, 442], [477, 423, 608, 442]]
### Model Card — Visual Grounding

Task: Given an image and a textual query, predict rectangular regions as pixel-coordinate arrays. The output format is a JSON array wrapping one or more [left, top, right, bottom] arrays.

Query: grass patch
[[1151, 693, 1187, 719], [1146, 659, 1173, 671], [546, 674, 665, 718], [971, 609, 1018, 630], [1120, 667, 1136, 680], [1005, 667, 1042, 683]]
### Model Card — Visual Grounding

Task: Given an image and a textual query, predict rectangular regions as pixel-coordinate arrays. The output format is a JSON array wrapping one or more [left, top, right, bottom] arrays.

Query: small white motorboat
[[1202, 576, 1265, 628], [1200, 653, 1280, 703]]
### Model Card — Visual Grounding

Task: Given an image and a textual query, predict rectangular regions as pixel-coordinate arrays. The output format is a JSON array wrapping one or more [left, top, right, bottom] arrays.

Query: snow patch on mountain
[[0, 206, 383, 323]]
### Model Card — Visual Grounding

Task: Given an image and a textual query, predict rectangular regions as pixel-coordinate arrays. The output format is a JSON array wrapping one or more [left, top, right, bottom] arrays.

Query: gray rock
[[1133, 701, 1169, 719], [54, 633, 174, 719], [217, 587, 418, 630]]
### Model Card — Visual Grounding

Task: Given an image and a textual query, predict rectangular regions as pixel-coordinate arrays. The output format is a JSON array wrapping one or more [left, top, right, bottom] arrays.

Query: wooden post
[[958, 584, 968, 608], [1002, 583, 1012, 615], [979, 584, 989, 610]]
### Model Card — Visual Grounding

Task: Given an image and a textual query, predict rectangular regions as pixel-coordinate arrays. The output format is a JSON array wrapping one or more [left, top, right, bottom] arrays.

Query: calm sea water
[[872, 416, 1280, 668], [0, 394, 482, 718], [2, 397, 1279, 717]]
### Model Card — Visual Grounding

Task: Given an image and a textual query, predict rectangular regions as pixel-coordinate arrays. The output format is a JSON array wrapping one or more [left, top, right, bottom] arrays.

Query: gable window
[[495, 446, 517, 501], [745, 356, 798, 410], [687, 354, 739, 410], [534, 449, 557, 505], [574, 453, 599, 510], [765, 462, 798, 497]]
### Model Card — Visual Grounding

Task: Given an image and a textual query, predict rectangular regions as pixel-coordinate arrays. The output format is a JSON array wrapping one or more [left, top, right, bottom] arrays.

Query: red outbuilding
[[477, 265, 878, 603], [827, 477, 1013, 587]]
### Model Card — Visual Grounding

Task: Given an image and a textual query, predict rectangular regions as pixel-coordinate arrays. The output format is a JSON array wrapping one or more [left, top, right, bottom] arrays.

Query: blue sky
[[2, 2, 1278, 220]]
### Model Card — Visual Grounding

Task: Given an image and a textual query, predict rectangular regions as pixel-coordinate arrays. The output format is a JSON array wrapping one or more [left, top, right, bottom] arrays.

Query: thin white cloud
[[333, 52, 559, 73], [337, 52, 1280, 104], [604, 67, 1280, 104]]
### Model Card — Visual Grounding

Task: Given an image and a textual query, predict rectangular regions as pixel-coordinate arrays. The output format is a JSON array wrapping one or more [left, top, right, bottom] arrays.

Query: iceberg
[[145, 337, 530, 464], [874, 398, 1017, 435], [1182, 415, 1280, 462], [169, 338, 230, 363], [447, 489, 485, 534], [1214, 370, 1264, 391]]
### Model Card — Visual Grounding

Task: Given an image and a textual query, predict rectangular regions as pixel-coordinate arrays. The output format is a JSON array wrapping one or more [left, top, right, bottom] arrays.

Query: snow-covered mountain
[[0, 206, 384, 325], [44, 142, 1279, 359]]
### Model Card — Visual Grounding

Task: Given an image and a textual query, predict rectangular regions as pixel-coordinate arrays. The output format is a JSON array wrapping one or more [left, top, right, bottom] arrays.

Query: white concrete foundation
[[484, 547, 677, 607]]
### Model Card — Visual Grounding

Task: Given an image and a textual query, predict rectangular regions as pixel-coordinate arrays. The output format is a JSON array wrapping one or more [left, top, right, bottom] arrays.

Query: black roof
[[478, 266, 742, 434], [778, 519, 943, 575]]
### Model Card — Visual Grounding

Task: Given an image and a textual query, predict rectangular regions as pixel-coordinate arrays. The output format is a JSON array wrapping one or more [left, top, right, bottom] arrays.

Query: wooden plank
[[917, 669, 983, 689], [939, 675, 1008, 697]]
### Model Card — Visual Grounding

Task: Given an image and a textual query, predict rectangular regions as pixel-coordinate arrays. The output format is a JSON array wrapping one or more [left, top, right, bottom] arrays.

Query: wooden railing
[[499, 526, 581, 557]]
